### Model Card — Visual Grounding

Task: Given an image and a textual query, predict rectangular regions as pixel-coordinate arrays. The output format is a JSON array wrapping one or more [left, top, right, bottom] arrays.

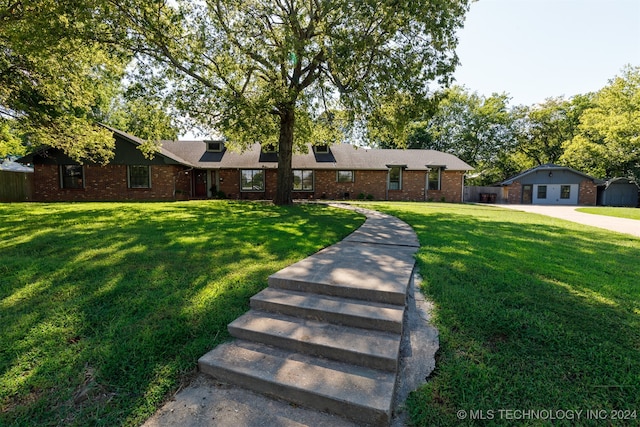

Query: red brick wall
[[34, 164, 467, 203], [427, 171, 465, 203], [33, 164, 190, 201], [300, 169, 465, 202], [221, 168, 465, 202], [506, 182, 523, 204], [578, 180, 597, 205]]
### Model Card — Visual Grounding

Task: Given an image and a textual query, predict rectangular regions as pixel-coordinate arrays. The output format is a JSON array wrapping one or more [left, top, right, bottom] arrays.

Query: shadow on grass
[[372, 203, 639, 427], [0, 201, 364, 426]]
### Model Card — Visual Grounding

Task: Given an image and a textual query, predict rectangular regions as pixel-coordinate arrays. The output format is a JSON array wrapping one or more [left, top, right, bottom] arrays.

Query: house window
[[337, 170, 354, 183], [206, 141, 223, 152], [428, 168, 441, 190], [128, 165, 151, 188], [560, 185, 571, 199], [537, 185, 547, 199], [60, 165, 84, 189], [241, 169, 265, 191], [388, 167, 402, 190], [293, 170, 314, 191], [314, 145, 329, 154]]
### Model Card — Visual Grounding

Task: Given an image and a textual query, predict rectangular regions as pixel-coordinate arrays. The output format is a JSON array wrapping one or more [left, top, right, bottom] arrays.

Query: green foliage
[[0, 201, 364, 426], [100, 88, 180, 157], [379, 65, 639, 183], [562, 65, 640, 180], [0, 120, 25, 158], [513, 94, 593, 167], [0, 1, 129, 163], [405, 86, 516, 184], [102, 95, 178, 144], [364, 202, 640, 427]]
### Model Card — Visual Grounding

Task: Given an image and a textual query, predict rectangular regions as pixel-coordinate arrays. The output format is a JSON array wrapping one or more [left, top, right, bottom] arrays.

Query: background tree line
[[382, 65, 639, 185]]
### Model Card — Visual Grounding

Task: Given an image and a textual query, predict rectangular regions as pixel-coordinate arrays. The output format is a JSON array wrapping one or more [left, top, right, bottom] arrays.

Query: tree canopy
[[562, 65, 640, 181], [390, 66, 639, 185], [0, 0, 131, 162]]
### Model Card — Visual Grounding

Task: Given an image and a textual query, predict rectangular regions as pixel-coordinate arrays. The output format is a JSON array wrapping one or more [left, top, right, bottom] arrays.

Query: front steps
[[198, 208, 419, 426]]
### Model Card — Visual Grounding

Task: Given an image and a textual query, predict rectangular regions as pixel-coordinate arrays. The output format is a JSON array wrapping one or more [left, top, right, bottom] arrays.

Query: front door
[[194, 170, 207, 198], [522, 184, 533, 204]]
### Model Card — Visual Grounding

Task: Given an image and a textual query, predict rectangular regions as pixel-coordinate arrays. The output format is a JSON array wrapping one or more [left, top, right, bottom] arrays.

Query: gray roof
[[160, 141, 473, 171], [19, 125, 472, 171], [501, 163, 598, 185]]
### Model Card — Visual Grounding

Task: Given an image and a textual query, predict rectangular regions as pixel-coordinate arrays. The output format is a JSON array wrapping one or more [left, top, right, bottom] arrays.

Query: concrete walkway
[[497, 205, 640, 238], [143, 204, 438, 427]]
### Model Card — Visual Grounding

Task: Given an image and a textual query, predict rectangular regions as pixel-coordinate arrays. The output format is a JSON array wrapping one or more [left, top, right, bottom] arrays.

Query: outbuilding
[[598, 178, 639, 207], [500, 164, 599, 206]]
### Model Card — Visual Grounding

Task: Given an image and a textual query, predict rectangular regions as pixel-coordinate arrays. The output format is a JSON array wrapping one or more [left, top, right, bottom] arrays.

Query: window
[[128, 165, 151, 188], [60, 165, 84, 189], [388, 167, 402, 190], [537, 185, 547, 199], [560, 185, 571, 199], [241, 169, 264, 191], [293, 170, 314, 191], [314, 145, 329, 153], [428, 168, 440, 191], [206, 141, 223, 152], [337, 170, 354, 183]]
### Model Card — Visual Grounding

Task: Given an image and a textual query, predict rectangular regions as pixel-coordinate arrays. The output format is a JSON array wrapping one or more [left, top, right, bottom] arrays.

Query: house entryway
[[522, 184, 533, 204], [194, 170, 207, 198]]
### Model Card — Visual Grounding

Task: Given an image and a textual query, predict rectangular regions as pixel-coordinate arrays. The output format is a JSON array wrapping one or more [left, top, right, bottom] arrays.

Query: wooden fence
[[0, 170, 34, 202], [464, 186, 508, 204]]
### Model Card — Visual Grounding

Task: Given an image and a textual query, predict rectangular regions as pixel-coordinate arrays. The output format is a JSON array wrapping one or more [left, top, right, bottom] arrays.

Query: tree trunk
[[274, 105, 295, 205]]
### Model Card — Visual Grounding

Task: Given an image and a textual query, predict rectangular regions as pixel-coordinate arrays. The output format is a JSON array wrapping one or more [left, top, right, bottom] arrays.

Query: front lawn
[[364, 202, 640, 426], [0, 201, 364, 426], [577, 207, 640, 220]]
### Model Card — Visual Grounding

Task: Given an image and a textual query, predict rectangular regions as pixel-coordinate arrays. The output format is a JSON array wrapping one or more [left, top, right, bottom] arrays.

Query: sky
[[452, 0, 640, 106]]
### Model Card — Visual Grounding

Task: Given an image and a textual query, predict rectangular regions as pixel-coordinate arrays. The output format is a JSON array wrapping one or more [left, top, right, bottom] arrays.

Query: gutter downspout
[[425, 167, 431, 202]]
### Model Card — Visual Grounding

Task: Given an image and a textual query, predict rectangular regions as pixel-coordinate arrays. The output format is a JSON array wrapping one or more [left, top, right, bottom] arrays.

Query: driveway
[[497, 205, 640, 238]]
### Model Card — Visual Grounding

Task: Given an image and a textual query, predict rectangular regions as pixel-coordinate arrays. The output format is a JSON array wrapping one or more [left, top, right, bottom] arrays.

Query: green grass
[[577, 207, 640, 220], [361, 202, 640, 426], [0, 201, 364, 427]]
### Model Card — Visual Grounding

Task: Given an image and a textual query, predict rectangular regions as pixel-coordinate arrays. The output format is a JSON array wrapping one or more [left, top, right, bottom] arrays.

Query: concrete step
[[250, 288, 405, 333], [268, 242, 415, 305], [198, 339, 396, 426], [228, 310, 401, 372]]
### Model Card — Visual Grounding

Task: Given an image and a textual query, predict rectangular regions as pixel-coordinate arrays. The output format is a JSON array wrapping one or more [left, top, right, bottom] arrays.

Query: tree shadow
[[0, 201, 364, 425]]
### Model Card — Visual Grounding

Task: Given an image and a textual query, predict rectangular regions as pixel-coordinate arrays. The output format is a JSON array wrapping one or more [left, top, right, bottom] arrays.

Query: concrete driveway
[[497, 205, 640, 238]]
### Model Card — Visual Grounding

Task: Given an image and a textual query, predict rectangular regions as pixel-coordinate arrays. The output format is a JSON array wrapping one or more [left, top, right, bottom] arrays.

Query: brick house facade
[[21, 127, 472, 203], [31, 164, 192, 202]]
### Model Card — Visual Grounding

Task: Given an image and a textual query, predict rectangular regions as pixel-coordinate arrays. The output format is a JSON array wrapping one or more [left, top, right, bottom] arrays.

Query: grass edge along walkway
[[576, 206, 640, 221], [359, 202, 640, 427], [0, 201, 365, 427]]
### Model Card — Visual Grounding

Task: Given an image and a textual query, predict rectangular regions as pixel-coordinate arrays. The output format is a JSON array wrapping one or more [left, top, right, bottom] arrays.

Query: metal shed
[[598, 178, 639, 207]]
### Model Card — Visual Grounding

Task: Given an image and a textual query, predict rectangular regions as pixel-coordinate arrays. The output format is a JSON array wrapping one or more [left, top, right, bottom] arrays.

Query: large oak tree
[[113, 0, 471, 204]]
